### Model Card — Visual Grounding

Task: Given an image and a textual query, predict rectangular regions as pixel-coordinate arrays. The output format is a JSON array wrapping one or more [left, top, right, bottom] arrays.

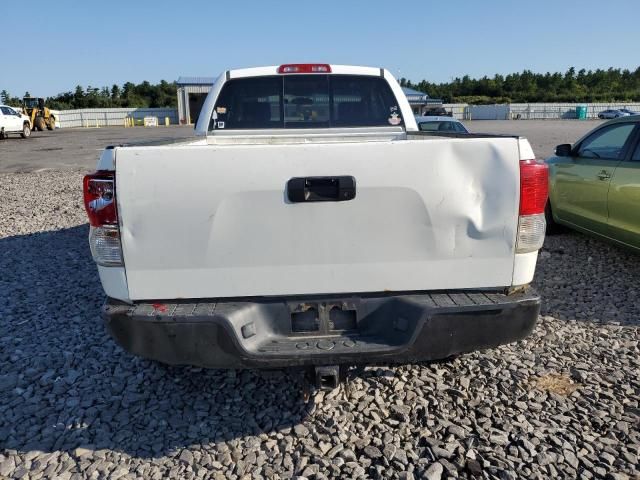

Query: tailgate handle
[[287, 176, 356, 203]]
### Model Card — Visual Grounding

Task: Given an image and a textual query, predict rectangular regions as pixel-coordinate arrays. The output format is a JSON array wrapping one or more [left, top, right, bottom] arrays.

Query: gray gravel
[[1, 170, 639, 479]]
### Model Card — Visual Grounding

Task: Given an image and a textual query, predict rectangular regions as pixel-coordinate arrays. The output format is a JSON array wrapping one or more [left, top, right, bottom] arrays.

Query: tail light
[[277, 64, 331, 74], [516, 160, 549, 253], [83, 171, 123, 266], [83, 172, 117, 226]]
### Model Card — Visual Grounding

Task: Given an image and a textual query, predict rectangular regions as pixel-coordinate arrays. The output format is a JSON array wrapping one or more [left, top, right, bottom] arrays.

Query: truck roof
[[227, 64, 384, 80]]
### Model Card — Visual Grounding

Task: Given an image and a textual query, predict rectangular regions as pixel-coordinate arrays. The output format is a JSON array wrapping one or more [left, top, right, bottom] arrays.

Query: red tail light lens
[[519, 160, 548, 215], [277, 64, 332, 74], [83, 171, 117, 227]]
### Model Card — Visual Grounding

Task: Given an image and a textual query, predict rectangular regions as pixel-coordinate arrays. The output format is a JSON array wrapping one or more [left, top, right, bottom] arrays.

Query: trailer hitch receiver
[[315, 365, 340, 390]]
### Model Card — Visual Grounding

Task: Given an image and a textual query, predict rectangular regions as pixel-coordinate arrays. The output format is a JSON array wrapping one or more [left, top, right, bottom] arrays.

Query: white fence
[[443, 104, 469, 120], [442, 103, 640, 120], [56, 108, 178, 128], [508, 103, 640, 120], [53, 103, 640, 128]]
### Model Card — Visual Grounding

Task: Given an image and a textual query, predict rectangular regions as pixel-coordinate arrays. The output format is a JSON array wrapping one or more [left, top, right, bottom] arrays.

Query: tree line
[[2, 67, 639, 110], [1, 80, 177, 110], [401, 67, 640, 104]]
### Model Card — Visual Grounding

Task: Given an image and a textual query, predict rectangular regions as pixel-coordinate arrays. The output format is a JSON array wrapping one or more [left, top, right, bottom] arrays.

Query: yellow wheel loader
[[23, 97, 55, 131]]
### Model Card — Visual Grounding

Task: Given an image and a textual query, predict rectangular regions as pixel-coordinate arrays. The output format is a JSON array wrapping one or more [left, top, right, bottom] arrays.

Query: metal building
[[176, 77, 216, 124], [401, 87, 443, 115]]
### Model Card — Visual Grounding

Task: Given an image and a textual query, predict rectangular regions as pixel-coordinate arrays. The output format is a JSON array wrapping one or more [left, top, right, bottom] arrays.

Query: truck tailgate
[[115, 137, 520, 300]]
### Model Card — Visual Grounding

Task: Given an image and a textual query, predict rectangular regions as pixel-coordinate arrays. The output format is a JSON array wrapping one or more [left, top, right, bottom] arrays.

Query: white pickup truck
[[84, 64, 547, 387], [0, 105, 31, 139]]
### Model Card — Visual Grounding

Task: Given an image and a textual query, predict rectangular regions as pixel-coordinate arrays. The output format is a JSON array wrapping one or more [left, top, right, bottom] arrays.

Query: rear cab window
[[209, 75, 402, 131]]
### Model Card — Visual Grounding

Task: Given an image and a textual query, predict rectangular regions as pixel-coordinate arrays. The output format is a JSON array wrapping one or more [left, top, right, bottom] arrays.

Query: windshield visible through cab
[[210, 74, 402, 131], [24, 98, 39, 108]]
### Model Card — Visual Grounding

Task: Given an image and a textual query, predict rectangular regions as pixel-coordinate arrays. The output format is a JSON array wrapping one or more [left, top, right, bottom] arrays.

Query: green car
[[545, 116, 640, 252]]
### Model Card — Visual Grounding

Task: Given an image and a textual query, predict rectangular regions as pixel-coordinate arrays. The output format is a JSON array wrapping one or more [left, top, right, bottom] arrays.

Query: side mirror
[[555, 144, 572, 157]]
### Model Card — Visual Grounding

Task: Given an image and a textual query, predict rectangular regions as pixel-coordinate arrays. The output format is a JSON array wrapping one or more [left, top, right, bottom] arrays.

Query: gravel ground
[[0, 170, 638, 480]]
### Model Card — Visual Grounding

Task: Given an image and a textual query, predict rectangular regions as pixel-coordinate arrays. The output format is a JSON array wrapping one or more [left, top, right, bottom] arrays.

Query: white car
[[84, 63, 547, 388], [0, 105, 31, 139], [597, 109, 630, 119], [415, 115, 469, 133]]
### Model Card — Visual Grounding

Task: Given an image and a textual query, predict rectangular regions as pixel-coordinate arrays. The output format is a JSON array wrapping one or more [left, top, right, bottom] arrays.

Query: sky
[[3, 0, 640, 97]]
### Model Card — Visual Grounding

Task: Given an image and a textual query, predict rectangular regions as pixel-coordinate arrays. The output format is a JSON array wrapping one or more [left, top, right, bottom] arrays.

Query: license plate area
[[290, 302, 358, 335]]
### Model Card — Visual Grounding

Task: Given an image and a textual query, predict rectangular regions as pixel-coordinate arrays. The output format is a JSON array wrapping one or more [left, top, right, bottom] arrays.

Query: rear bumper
[[104, 288, 540, 369]]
